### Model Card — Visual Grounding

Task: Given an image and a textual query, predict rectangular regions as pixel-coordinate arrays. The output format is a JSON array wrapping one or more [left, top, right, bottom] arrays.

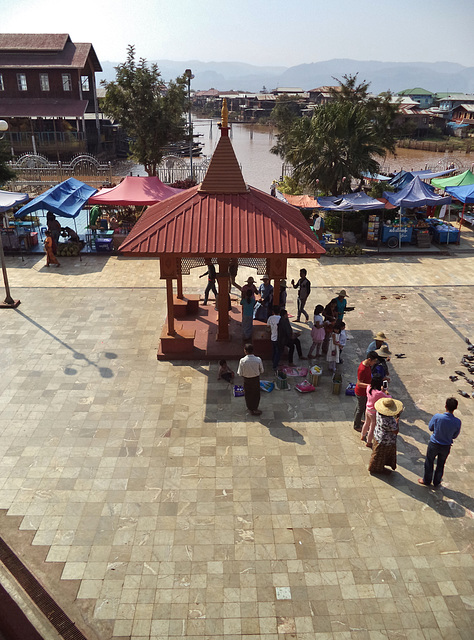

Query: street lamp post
[[0, 119, 21, 308], [184, 69, 194, 180]]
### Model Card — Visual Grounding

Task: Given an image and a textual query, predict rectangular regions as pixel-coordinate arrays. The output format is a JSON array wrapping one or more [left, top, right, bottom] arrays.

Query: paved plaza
[[0, 251, 473, 640]]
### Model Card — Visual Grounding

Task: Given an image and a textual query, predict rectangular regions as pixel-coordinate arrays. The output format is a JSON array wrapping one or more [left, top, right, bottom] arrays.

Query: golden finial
[[221, 98, 228, 128]]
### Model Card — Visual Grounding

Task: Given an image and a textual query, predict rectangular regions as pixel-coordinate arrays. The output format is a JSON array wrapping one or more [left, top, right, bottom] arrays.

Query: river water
[[135, 118, 474, 194]]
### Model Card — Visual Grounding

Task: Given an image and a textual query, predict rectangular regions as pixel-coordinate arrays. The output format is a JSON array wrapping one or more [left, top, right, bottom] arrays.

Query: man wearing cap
[[366, 332, 389, 356], [237, 343, 264, 416], [353, 351, 380, 432], [418, 397, 461, 487], [291, 269, 311, 323], [335, 290, 349, 321], [255, 276, 273, 321]]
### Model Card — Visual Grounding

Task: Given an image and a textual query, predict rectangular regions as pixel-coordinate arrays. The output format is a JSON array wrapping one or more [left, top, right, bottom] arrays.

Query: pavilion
[[119, 101, 325, 358]]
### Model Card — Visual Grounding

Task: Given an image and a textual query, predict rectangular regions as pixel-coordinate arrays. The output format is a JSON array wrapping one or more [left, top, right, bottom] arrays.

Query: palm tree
[[290, 101, 389, 195], [272, 75, 398, 195]]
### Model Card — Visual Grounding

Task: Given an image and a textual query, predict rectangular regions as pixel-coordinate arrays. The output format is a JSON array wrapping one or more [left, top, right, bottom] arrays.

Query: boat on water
[[163, 141, 204, 157]]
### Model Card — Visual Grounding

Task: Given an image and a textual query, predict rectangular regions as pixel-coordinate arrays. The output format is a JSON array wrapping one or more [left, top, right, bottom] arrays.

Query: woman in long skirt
[[368, 397, 404, 475], [44, 230, 60, 267]]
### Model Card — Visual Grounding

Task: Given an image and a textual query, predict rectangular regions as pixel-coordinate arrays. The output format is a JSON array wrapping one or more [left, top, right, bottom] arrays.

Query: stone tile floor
[[0, 253, 473, 640]]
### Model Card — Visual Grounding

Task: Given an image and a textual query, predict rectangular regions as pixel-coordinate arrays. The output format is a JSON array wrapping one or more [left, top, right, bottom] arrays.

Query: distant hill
[[97, 58, 474, 95]]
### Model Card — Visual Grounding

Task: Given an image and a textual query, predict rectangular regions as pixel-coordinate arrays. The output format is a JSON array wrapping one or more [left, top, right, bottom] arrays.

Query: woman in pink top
[[361, 374, 391, 448]]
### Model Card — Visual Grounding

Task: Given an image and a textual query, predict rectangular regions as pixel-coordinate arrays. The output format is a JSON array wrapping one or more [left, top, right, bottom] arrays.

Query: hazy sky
[[1, 0, 473, 67]]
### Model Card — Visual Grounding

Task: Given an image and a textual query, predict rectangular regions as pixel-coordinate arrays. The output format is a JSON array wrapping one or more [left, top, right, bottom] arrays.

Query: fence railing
[[7, 154, 113, 189], [9, 131, 85, 145]]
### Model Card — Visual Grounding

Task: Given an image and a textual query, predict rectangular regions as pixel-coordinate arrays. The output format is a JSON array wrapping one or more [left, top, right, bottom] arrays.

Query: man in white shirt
[[237, 344, 264, 416], [266, 305, 281, 370]]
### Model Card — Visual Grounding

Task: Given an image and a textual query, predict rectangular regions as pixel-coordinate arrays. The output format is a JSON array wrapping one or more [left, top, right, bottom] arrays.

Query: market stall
[[383, 176, 452, 248], [14, 178, 97, 256], [0, 190, 30, 251], [446, 183, 474, 230], [86, 176, 184, 248]]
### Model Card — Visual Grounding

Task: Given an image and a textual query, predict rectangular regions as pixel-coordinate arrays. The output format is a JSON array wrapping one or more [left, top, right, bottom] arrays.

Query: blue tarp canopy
[[0, 190, 29, 212], [411, 169, 453, 180], [383, 176, 451, 207], [389, 169, 453, 190], [388, 171, 415, 190], [317, 192, 384, 211], [14, 178, 97, 219], [445, 184, 474, 204]]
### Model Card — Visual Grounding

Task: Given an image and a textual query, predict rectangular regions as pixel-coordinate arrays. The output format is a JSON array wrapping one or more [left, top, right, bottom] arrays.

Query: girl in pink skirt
[[308, 305, 325, 358], [361, 374, 391, 448]]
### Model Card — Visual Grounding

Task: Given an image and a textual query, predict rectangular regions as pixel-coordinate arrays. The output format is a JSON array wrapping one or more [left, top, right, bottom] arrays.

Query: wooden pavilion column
[[216, 258, 230, 341], [267, 256, 287, 308], [166, 278, 175, 336], [160, 255, 179, 336], [176, 271, 184, 299]]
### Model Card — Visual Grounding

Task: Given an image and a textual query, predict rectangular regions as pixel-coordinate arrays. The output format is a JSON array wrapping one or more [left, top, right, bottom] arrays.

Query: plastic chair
[[336, 237, 344, 246], [40, 226, 47, 239], [323, 233, 332, 243]]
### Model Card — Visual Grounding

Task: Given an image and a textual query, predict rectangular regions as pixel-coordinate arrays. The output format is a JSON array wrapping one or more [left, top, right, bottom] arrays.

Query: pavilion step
[[160, 323, 195, 355]]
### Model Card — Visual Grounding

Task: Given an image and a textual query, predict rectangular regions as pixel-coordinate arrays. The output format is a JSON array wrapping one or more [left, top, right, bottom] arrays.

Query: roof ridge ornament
[[221, 98, 228, 129]]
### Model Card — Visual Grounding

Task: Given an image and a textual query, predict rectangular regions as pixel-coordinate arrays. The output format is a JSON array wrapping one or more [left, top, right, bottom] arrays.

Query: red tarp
[[281, 194, 321, 208], [88, 176, 182, 206]]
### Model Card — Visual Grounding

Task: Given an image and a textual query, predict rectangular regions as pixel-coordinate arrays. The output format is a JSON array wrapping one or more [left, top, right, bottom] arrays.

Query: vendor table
[[432, 225, 460, 244]]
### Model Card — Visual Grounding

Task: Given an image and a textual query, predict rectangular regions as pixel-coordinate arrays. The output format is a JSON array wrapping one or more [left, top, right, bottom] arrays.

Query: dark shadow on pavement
[[14, 309, 115, 379]]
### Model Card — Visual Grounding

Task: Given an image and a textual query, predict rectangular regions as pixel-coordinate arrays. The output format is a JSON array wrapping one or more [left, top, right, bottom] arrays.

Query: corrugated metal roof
[[0, 98, 88, 117], [198, 133, 247, 194], [0, 38, 102, 71], [120, 121, 324, 259], [119, 186, 324, 258], [0, 33, 70, 51]]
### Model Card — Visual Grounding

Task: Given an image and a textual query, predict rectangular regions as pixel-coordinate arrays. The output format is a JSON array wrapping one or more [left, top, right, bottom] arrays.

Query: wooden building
[[0, 33, 102, 158]]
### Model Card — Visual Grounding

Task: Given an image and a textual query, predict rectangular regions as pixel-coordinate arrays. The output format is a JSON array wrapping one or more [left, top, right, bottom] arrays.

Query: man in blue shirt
[[418, 397, 461, 487]]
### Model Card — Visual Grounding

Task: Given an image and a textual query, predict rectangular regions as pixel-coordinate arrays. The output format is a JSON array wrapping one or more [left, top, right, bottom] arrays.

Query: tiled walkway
[[0, 253, 473, 640]]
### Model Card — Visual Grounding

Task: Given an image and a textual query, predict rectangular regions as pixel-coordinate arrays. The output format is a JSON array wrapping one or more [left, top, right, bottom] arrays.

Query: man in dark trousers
[[237, 344, 264, 416], [418, 397, 461, 487], [291, 268, 311, 322], [277, 309, 307, 366], [199, 258, 217, 305]]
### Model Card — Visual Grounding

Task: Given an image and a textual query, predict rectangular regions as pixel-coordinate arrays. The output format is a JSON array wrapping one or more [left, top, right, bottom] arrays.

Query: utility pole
[[185, 69, 194, 180]]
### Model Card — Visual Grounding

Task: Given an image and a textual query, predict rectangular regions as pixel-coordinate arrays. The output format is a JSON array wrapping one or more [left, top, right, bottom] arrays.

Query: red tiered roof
[[119, 185, 324, 257], [120, 124, 324, 258]]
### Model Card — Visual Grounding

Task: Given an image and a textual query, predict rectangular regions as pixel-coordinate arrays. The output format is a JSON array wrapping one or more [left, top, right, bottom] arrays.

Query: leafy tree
[[368, 181, 394, 199], [0, 139, 15, 186], [272, 75, 399, 195], [277, 175, 304, 195], [102, 46, 188, 176]]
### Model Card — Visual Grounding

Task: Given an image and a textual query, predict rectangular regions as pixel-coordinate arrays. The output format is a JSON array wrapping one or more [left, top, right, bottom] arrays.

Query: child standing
[[308, 304, 325, 358], [326, 325, 341, 373], [218, 360, 235, 383], [337, 320, 347, 364]]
